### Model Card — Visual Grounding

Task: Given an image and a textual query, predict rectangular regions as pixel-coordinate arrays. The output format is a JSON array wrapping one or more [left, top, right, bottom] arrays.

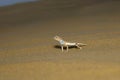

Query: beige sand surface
[[0, 0, 120, 80]]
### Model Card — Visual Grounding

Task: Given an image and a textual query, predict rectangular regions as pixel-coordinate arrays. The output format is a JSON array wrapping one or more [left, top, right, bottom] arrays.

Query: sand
[[0, 0, 120, 80]]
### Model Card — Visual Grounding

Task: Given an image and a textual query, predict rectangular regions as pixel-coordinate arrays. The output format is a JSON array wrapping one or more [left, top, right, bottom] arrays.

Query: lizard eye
[[54, 36, 59, 40]]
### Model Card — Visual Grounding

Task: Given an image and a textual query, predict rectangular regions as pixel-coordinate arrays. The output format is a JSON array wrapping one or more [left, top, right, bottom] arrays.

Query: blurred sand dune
[[0, 0, 120, 80]]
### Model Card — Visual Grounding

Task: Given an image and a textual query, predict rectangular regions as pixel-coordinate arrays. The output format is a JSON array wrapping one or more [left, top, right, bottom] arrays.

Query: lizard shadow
[[54, 45, 78, 50]]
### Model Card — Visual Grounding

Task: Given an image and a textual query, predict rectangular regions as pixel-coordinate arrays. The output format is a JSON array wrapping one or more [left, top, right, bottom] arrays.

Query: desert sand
[[0, 0, 120, 80]]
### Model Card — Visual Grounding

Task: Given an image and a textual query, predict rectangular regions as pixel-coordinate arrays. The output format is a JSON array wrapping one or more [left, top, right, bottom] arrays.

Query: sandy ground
[[0, 0, 120, 80]]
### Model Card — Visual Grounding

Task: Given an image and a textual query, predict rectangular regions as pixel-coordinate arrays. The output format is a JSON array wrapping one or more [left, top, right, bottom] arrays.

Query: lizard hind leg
[[76, 45, 82, 49], [76, 43, 82, 49]]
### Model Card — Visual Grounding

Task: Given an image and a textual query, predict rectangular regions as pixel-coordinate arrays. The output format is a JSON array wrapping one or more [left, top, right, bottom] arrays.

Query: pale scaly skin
[[54, 36, 87, 52]]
